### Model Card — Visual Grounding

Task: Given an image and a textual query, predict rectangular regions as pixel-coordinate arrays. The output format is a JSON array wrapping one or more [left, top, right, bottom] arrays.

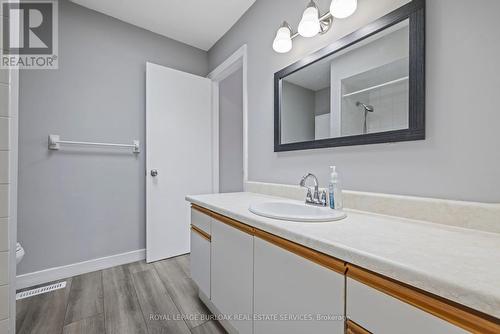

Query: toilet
[[16, 242, 25, 264]]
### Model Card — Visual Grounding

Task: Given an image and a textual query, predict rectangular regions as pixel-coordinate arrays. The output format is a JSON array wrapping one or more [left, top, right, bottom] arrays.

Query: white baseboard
[[16, 249, 146, 290]]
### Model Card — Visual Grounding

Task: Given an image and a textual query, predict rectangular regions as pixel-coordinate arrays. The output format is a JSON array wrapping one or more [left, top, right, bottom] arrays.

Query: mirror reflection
[[280, 19, 410, 144]]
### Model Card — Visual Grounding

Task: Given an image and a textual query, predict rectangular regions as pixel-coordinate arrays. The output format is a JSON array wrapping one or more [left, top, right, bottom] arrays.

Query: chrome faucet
[[299, 173, 327, 206]]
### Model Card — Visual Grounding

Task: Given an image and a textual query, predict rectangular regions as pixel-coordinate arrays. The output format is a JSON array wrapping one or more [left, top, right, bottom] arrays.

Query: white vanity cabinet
[[190, 208, 211, 299], [253, 236, 345, 334], [211, 216, 254, 334], [190, 205, 499, 334]]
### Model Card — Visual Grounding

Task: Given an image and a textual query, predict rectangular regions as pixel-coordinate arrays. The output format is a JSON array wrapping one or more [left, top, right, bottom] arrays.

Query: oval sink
[[249, 201, 347, 222]]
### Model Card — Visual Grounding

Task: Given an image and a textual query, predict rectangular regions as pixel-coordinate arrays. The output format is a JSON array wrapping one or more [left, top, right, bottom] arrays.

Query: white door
[[146, 62, 212, 263]]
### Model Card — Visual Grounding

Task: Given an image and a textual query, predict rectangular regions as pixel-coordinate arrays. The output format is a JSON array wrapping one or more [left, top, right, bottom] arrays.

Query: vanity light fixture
[[298, 1, 321, 37], [330, 0, 358, 19], [272, 0, 358, 53], [272, 22, 293, 53]]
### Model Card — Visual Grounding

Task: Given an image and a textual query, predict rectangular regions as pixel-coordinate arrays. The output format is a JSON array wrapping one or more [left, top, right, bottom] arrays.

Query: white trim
[[207, 45, 248, 193], [210, 81, 220, 193], [7, 9, 21, 331], [16, 249, 146, 290], [8, 56, 19, 334], [145, 62, 152, 262]]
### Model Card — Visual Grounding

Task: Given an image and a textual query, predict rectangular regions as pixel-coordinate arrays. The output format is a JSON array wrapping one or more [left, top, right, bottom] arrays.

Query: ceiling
[[284, 58, 331, 92], [70, 0, 256, 51]]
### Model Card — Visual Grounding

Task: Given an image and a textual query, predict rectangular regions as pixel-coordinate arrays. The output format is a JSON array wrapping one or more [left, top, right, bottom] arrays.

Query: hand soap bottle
[[329, 166, 343, 210]]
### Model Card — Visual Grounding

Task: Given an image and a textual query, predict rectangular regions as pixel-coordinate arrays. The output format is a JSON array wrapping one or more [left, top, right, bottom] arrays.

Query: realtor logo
[[1, 0, 58, 69]]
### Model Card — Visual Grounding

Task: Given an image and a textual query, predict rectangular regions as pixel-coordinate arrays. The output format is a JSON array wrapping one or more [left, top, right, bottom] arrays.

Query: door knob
[[150, 169, 158, 177]]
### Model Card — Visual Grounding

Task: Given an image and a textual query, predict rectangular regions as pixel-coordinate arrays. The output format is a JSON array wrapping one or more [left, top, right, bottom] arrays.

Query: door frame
[[207, 44, 248, 193]]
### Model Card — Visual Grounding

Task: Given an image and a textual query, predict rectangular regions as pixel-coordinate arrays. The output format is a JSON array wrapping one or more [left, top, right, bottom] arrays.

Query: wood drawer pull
[[254, 228, 346, 275], [192, 204, 214, 217], [346, 320, 372, 334], [191, 225, 211, 241]]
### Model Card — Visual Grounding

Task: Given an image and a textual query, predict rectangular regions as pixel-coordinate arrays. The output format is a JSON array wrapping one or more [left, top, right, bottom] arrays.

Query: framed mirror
[[274, 0, 425, 152]]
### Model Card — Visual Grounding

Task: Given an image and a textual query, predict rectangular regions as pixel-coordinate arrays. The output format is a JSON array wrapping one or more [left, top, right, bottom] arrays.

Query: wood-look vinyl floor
[[16, 255, 226, 334]]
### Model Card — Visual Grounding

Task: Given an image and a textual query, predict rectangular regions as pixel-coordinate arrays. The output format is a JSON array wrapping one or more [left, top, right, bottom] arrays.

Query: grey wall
[[18, 0, 208, 274], [219, 68, 244, 193], [281, 81, 315, 143], [314, 88, 330, 116], [208, 0, 500, 203]]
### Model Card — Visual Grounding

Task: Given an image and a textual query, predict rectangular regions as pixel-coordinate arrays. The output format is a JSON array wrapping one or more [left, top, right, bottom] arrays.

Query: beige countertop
[[186, 192, 500, 319]]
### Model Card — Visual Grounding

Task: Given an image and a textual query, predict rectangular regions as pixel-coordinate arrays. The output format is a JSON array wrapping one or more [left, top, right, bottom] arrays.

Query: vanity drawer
[[191, 206, 211, 234], [346, 277, 467, 334]]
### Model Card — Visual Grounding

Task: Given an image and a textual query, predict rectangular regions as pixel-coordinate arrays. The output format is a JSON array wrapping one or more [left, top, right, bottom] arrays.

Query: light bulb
[[330, 0, 357, 19], [272, 24, 292, 53], [298, 3, 320, 38]]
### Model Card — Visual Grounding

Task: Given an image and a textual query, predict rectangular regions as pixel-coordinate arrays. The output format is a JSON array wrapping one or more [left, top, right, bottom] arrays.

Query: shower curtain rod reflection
[[342, 76, 409, 98]]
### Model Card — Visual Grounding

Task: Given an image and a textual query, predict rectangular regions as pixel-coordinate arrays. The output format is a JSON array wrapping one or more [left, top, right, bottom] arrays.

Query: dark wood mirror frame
[[274, 0, 425, 152]]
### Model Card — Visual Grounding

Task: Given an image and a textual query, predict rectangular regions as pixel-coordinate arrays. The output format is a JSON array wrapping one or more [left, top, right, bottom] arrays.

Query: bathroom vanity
[[187, 192, 500, 334]]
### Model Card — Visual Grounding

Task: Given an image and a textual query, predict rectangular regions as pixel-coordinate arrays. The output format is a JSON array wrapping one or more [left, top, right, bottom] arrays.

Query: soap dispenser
[[329, 166, 343, 210]]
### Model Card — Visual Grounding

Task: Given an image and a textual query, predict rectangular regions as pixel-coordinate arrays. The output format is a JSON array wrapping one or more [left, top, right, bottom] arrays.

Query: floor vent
[[16, 281, 67, 300]]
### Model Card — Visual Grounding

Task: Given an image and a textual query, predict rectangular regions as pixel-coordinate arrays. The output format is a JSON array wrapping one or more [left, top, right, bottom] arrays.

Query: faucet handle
[[305, 188, 313, 202], [320, 190, 327, 206]]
